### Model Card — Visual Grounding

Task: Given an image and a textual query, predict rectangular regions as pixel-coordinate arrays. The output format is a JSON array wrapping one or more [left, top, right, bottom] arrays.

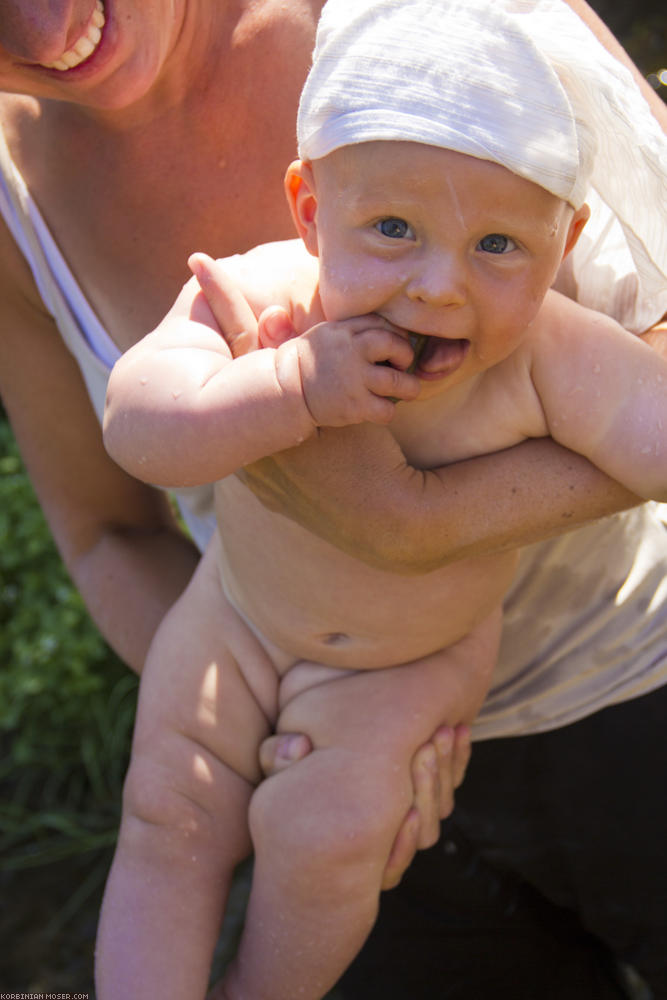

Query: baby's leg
[[219, 609, 501, 1000], [95, 538, 278, 1000]]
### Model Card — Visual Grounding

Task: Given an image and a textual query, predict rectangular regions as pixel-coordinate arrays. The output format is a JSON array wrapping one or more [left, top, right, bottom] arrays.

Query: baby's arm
[[215, 613, 501, 1000], [530, 292, 667, 501], [192, 250, 643, 574], [103, 256, 419, 489]]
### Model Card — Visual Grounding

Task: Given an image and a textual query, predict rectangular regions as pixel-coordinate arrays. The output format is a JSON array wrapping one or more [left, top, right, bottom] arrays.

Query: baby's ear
[[258, 305, 297, 349], [284, 159, 319, 256], [562, 203, 590, 259]]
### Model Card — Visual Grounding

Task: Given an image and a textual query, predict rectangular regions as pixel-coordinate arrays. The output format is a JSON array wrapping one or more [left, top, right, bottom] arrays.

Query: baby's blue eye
[[478, 233, 516, 254], [377, 217, 412, 239]]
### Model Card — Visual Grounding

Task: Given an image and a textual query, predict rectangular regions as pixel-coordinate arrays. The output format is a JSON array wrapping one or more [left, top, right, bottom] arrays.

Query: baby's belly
[[215, 478, 517, 673]]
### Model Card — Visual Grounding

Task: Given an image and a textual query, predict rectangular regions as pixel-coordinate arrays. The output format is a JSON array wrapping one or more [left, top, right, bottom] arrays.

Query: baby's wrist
[[273, 339, 318, 437]]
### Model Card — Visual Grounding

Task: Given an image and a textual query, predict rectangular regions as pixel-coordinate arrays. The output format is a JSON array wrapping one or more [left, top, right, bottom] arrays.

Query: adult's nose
[[0, 0, 73, 63]]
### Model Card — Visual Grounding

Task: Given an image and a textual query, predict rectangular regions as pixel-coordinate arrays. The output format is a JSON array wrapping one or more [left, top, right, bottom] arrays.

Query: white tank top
[[0, 126, 216, 553]]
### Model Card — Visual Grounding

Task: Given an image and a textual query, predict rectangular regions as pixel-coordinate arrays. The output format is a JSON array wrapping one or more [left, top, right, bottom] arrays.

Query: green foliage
[[0, 415, 137, 874]]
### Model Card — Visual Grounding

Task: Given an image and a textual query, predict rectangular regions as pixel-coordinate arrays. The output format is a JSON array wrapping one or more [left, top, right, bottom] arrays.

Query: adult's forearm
[[72, 524, 200, 673], [242, 327, 665, 574], [387, 438, 640, 573], [241, 427, 639, 575]]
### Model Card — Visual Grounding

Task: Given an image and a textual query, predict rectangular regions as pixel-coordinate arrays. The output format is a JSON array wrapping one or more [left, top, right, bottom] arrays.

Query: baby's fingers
[[188, 252, 259, 357], [359, 327, 416, 370], [367, 362, 421, 405]]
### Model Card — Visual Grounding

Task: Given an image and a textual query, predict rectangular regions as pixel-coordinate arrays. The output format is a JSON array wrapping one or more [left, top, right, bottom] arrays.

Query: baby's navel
[[322, 632, 351, 646]]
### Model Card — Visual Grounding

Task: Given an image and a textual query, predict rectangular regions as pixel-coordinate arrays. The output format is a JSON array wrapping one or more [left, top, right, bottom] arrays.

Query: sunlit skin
[[99, 132, 667, 999], [2, 3, 665, 996], [297, 142, 587, 404], [0, 0, 197, 112]]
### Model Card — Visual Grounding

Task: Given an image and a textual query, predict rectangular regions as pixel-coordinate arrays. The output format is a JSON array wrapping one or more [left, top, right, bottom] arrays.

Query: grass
[[0, 414, 136, 993]]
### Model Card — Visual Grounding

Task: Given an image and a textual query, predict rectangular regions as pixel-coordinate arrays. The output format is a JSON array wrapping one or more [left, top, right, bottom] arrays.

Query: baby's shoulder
[[527, 288, 625, 352], [220, 239, 320, 325]]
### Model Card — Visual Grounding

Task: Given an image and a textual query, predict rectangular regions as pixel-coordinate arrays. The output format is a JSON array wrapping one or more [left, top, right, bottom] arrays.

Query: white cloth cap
[[298, 0, 667, 332]]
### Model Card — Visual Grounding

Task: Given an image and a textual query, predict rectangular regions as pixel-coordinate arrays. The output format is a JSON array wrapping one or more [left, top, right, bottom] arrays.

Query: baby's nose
[[406, 253, 466, 307]]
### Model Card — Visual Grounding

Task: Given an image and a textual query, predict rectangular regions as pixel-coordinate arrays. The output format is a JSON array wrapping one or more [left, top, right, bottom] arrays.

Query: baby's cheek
[[319, 259, 383, 321]]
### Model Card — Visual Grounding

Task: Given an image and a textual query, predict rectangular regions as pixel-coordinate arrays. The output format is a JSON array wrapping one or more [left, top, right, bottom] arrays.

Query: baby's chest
[[392, 369, 546, 469], [391, 401, 519, 469]]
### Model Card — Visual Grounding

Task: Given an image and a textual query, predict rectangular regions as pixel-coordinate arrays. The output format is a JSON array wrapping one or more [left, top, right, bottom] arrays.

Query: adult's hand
[[259, 723, 472, 890]]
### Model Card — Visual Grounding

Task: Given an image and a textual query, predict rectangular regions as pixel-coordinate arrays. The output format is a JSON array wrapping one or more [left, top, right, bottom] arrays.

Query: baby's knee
[[119, 759, 213, 879], [249, 750, 409, 883], [122, 753, 204, 833], [120, 737, 252, 873]]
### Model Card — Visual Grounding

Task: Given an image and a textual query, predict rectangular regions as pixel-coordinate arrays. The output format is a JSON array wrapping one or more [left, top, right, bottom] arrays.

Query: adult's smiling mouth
[[43, 1, 105, 71]]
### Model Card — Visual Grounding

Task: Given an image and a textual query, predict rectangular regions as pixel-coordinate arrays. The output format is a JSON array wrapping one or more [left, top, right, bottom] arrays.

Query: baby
[[96, 1, 667, 998]]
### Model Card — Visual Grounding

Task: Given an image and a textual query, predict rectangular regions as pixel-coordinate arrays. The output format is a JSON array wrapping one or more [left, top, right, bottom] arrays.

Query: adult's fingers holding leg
[[450, 723, 472, 791], [380, 725, 466, 890], [257, 305, 298, 349], [258, 732, 314, 777], [392, 724, 473, 859], [419, 725, 471, 824], [188, 252, 259, 357], [381, 808, 420, 891]]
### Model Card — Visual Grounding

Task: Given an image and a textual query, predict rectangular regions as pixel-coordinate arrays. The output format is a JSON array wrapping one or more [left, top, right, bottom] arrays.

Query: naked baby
[[96, 1, 667, 998]]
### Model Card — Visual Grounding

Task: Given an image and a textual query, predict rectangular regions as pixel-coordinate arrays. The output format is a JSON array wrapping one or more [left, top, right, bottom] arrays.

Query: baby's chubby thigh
[[122, 536, 281, 865], [249, 652, 462, 884], [250, 617, 501, 875]]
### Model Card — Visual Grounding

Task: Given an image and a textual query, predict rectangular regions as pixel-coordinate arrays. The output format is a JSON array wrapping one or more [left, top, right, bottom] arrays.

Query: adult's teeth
[[44, 2, 105, 71]]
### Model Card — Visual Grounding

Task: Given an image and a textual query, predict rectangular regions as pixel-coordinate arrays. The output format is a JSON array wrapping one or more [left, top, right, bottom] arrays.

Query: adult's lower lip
[[43, 1, 105, 71], [415, 335, 470, 380]]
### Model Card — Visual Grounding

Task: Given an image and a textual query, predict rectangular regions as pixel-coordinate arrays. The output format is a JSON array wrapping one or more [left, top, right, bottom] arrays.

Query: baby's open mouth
[[43, 1, 105, 70], [411, 333, 470, 378], [407, 333, 428, 373]]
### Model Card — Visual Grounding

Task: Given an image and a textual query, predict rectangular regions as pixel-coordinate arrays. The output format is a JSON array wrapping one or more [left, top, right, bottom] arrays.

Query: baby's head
[[295, 0, 599, 212], [285, 138, 588, 395], [283, 0, 613, 392], [283, 0, 666, 390]]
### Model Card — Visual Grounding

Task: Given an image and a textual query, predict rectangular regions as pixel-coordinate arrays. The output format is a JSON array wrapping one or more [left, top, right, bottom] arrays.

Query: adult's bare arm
[[0, 227, 199, 674], [240, 427, 641, 573]]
